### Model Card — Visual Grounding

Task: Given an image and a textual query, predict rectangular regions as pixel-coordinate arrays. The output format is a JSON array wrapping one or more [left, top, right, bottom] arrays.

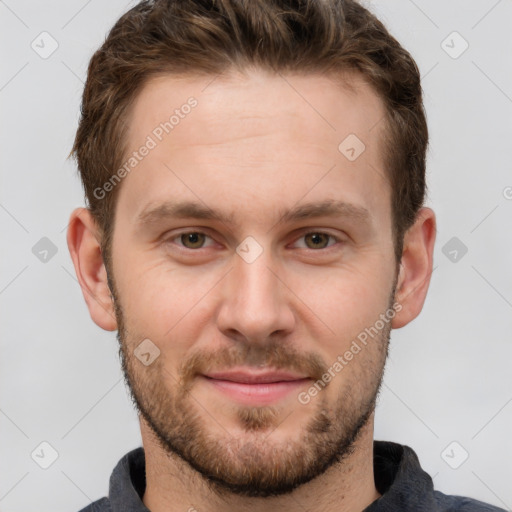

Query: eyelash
[[165, 230, 342, 252]]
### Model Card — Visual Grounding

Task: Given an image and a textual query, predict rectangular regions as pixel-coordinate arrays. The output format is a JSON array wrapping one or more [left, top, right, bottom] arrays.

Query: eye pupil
[[181, 232, 205, 248], [177, 232, 333, 250], [305, 233, 329, 249]]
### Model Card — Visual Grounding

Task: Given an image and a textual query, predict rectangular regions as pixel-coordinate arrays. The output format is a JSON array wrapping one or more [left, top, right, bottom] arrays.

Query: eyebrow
[[135, 199, 371, 230]]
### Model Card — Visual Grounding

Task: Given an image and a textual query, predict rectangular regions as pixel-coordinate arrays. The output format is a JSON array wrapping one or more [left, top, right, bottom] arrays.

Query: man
[[66, 0, 505, 510]]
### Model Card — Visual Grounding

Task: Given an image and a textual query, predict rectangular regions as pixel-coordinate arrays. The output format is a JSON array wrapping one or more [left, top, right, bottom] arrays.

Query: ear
[[66, 208, 117, 331], [391, 207, 436, 329]]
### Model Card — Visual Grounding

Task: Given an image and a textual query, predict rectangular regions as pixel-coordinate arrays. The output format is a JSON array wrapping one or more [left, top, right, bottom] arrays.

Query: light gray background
[[1, 1, 511, 511]]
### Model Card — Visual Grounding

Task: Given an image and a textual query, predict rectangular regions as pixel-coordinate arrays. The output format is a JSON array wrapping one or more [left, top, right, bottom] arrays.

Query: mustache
[[177, 342, 329, 390]]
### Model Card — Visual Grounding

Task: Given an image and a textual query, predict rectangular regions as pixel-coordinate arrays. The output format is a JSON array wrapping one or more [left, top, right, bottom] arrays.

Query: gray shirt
[[77, 440, 506, 511]]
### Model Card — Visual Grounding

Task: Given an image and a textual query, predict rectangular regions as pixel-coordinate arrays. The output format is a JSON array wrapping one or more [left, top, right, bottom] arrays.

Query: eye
[[293, 232, 339, 250], [170, 231, 215, 249], [166, 230, 341, 252]]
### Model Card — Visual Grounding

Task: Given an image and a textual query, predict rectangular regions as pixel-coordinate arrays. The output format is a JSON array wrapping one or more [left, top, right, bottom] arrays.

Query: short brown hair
[[70, 0, 427, 263]]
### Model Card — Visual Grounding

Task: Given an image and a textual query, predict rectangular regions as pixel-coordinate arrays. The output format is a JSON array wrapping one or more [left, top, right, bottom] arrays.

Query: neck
[[141, 415, 381, 512]]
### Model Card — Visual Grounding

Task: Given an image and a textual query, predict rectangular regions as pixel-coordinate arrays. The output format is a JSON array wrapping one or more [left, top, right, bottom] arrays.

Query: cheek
[[117, 256, 220, 342], [292, 261, 394, 353]]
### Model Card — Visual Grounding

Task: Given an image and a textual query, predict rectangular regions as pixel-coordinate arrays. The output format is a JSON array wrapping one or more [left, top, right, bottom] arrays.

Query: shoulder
[[434, 490, 507, 511], [77, 497, 111, 512]]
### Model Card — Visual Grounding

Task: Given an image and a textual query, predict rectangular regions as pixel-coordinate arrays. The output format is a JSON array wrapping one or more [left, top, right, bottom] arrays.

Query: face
[[109, 69, 398, 497]]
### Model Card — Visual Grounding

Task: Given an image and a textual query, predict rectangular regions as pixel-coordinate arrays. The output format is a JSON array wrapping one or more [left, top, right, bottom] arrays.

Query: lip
[[204, 369, 309, 384], [201, 368, 311, 405]]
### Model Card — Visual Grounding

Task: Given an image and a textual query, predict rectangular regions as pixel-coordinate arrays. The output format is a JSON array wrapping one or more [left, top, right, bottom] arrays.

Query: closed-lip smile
[[201, 368, 311, 405]]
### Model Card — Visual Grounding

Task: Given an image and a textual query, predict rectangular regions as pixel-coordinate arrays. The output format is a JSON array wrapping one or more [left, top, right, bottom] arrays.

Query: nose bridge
[[237, 250, 278, 307], [216, 240, 294, 342]]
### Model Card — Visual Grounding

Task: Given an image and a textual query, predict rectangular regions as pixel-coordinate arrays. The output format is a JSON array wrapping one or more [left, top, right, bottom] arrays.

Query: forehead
[[117, 68, 390, 230], [126, 68, 386, 151]]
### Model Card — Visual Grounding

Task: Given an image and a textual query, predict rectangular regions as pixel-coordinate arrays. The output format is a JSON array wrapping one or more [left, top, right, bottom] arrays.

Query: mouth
[[200, 368, 311, 405]]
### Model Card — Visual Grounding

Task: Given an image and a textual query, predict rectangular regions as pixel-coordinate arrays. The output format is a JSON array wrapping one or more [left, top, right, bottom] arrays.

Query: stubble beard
[[111, 279, 393, 498]]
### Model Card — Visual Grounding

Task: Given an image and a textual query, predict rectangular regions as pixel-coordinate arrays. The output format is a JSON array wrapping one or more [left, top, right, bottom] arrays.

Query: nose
[[216, 245, 296, 345]]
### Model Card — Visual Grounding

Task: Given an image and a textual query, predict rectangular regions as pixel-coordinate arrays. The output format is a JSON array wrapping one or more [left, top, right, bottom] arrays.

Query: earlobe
[[391, 207, 436, 329], [66, 208, 118, 331]]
